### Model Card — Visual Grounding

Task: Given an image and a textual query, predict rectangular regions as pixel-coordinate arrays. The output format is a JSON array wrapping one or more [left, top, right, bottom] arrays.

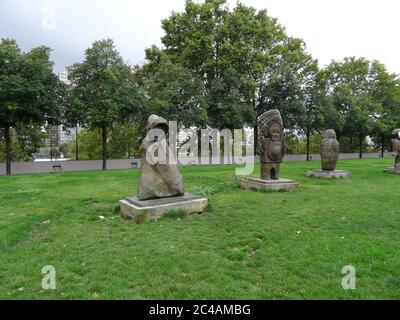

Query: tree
[[146, 0, 328, 162], [58, 143, 70, 158], [67, 39, 147, 170], [299, 68, 333, 161], [0, 125, 46, 162], [324, 57, 399, 158], [0, 39, 62, 175], [63, 84, 83, 160], [67, 124, 141, 160], [369, 65, 400, 156], [139, 53, 208, 128], [153, 0, 310, 131]]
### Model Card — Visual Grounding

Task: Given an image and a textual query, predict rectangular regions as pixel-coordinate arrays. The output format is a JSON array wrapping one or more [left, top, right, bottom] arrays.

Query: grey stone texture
[[241, 109, 298, 191], [308, 129, 351, 179], [384, 129, 400, 174], [384, 167, 400, 174], [120, 115, 207, 222], [120, 193, 208, 221], [257, 109, 284, 180], [391, 129, 400, 169], [320, 129, 339, 171], [138, 115, 184, 200], [240, 178, 298, 191], [307, 169, 352, 179]]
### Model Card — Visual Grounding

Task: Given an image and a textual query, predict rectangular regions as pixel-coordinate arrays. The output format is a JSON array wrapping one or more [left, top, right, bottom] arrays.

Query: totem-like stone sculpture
[[391, 129, 400, 169], [257, 109, 285, 180], [119, 114, 207, 222], [240, 109, 298, 191], [320, 129, 339, 171], [138, 114, 184, 200], [307, 129, 351, 178]]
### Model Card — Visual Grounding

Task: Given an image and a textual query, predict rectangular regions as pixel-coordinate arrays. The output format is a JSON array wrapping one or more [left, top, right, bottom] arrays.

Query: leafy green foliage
[[0, 125, 46, 162], [145, 0, 316, 131], [67, 39, 147, 168], [66, 124, 141, 160], [324, 58, 400, 156], [139, 53, 207, 128], [0, 39, 63, 174]]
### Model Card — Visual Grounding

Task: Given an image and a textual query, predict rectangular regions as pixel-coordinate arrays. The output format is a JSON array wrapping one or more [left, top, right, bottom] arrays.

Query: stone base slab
[[119, 193, 208, 222], [384, 167, 400, 174], [307, 169, 352, 179], [240, 178, 298, 191]]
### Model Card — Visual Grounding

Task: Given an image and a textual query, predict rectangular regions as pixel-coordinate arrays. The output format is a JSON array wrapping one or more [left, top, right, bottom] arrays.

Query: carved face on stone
[[258, 109, 284, 165], [267, 122, 283, 141]]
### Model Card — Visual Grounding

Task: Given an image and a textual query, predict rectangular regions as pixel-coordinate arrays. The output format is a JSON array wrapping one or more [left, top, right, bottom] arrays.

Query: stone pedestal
[[119, 193, 208, 222], [240, 177, 298, 191], [307, 169, 351, 179], [384, 167, 400, 174]]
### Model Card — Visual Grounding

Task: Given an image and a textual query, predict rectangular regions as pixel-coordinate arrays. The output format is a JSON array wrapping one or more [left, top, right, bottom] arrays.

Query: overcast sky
[[1, 0, 399, 74]]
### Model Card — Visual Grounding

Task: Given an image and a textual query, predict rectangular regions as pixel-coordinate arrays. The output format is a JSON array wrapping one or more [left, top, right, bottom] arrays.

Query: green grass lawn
[[0, 158, 399, 299]]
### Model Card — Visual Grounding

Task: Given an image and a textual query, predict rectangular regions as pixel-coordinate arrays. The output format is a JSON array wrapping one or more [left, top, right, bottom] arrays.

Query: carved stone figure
[[391, 129, 400, 169], [320, 129, 339, 171], [257, 109, 285, 180], [138, 115, 184, 200]]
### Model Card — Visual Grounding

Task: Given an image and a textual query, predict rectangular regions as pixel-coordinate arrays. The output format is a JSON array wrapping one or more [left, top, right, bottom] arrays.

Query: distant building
[[58, 70, 81, 145], [58, 69, 70, 85], [58, 125, 80, 145], [41, 70, 80, 151]]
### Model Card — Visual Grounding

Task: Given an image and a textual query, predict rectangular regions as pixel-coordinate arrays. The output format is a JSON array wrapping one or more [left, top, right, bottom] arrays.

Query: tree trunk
[[359, 132, 363, 159], [102, 127, 107, 171], [381, 136, 385, 158], [306, 129, 311, 161], [254, 123, 258, 156], [75, 125, 79, 161], [49, 126, 53, 162], [4, 126, 12, 175]]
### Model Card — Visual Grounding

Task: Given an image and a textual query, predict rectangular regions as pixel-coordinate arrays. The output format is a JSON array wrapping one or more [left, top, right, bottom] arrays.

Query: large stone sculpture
[[138, 114, 184, 200], [258, 109, 285, 180], [384, 128, 400, 174], [308, 129, 351, 178], [391, 129, 400, 168], [320, 129, 339, 171], [240, 109, 298, 191], [119, 114, 207, 222]]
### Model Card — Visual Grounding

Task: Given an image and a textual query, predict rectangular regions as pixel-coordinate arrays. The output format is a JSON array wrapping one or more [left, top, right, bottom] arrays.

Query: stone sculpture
[[138, 114, 184, 200], [257, 109, 285, 180], [391, 129, 400, 169], [320, 129, 339, 171], [307, 129, 351, 178], [240, 109, 298, 191], [119, 114, 207, 222], [383, 128, 400, 174]]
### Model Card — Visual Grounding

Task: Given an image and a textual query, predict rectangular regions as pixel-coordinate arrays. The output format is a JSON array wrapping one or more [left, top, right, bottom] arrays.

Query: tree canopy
[[324, 57, 400, 158], [67, 38, 147, 170], [0, 38, 62, 174]]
